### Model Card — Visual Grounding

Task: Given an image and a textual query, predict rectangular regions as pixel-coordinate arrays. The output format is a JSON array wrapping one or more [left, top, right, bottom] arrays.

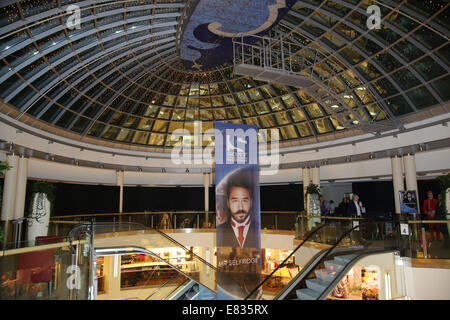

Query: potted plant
[[27, 182, 56, 242], [305, 184, 322, 229], [0, 161, 11, 244]]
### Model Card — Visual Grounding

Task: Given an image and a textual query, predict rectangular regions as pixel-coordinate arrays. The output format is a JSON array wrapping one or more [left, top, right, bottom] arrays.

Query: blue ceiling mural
[[180, 0, 297, 71]]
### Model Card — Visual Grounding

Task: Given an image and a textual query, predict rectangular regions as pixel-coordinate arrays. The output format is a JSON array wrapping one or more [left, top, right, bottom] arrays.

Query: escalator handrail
[[163, 277, 191, 300], [95, 246, 217, 294], [318, 248, 399, 300], [154, 228, 217, 271], [146, 271, 181, 300], [283, 220, 380, 300], [244, 221, 331, 300], [73, 220, 217, 272]]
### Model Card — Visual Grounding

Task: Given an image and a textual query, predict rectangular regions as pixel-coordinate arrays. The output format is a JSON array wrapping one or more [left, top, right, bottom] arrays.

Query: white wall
[[403, 264, 450, 300]]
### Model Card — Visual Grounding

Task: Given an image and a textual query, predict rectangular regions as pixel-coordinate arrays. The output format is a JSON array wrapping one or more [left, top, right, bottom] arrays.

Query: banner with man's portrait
[[399, 190, 418, 214], [214, 122, 262, 300]]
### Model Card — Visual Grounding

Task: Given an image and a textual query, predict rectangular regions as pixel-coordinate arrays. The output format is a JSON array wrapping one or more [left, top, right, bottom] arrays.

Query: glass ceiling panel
[[0, 0, 446, 150]]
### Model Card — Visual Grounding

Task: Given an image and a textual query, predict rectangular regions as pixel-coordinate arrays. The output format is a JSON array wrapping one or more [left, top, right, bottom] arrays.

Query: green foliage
[[0, 161, 11, 173], [305, 184, 322, 198], [438, 173, 450, 217]]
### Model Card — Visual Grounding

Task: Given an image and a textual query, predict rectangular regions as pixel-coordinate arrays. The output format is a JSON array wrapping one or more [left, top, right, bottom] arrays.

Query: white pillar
[[203, 173, 210, 226], [13, 156, 28, 220], [312, 166, 320, 187], [1, 154, 19, 221], [116, 170, 124, 214], [391, 156, 404, 214], [302, 167, 311, 209], [403, 154, 420, 214]]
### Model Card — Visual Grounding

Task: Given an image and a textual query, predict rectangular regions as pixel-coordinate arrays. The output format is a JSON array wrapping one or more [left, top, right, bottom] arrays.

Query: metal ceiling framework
[[0, 0, 448, 151]]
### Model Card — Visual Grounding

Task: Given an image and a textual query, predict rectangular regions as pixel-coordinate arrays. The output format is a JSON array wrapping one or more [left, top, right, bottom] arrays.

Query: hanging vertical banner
[[215, 122, 262, 300]]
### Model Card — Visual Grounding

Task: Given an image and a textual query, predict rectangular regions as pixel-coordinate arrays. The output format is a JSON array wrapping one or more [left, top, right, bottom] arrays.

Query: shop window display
[[327, 266, 379, 300]]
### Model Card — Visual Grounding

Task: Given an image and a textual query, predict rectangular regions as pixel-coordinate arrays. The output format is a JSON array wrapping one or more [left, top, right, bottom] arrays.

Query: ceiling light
[[331, 105, 339, 109], [352, 120, 359, 125], [4, 46, 10, 50], [356, 87, 366, 91]]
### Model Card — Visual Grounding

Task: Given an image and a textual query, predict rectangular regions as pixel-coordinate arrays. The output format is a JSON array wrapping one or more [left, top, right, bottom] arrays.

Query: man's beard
[[231, 210, 249, 223]]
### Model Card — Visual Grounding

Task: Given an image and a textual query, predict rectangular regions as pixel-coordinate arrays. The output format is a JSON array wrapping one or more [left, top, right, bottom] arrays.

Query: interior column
[[13, 156, 28, 220], [1, 154, 19, 243], [203, 172, 210, 227], [403, 154, 420, 214], [312, 166, 320, 188], [302, 167, 310, 209], [116, 170, 124, 222], [391, 155, 405, 214]]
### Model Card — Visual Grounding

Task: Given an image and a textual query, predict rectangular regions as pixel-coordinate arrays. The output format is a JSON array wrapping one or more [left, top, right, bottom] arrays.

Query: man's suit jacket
[[347, 201, 362, 217], [216, 218, 260, 249], [216, 218, 261, 298]]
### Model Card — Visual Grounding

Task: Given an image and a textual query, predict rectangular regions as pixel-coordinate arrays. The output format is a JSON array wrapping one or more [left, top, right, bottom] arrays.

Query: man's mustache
[[233, 210, 248, 215]]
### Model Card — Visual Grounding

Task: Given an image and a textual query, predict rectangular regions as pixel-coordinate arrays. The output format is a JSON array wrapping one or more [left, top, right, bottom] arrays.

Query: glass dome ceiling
[[0, 0, 448, 151]]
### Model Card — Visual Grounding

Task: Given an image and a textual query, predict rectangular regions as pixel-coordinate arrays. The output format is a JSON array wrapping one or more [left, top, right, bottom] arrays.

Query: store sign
[[215, 122, 262, 300], [400, 223, 409, 236]]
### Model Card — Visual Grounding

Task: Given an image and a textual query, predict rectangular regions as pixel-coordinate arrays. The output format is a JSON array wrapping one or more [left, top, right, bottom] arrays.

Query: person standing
[[328, 200, 335, 216], [319, 196, 327, 216], [348, 194, 363, 217], [337, 197, 349, 217], [422, 190, 440, 241]]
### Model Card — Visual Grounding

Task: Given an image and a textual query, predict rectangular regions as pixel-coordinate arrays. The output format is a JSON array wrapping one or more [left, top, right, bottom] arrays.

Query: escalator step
[[315, 269, 335, 282], [324, 260, 344, 272], [296, 288, 320, 300], [306, 278, 328, 292], [334, 254, 357, 264]]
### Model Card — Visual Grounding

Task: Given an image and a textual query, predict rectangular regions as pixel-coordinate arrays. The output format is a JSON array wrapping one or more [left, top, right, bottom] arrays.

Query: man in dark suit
[[216, 183, 259, 248], [347, 194, 363, 217], [216, 180, 262, 299]]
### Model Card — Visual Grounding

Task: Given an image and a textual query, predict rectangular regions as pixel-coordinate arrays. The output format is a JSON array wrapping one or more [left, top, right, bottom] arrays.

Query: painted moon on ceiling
[[180, 0, 297, 71]]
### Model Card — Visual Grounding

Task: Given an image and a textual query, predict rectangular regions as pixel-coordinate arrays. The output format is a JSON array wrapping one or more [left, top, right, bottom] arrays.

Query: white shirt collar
[[230, 215, 251, 227]]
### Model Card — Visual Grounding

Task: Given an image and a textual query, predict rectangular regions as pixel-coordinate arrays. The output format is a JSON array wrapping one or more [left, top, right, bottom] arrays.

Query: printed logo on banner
[[215, 122, 262, 300]]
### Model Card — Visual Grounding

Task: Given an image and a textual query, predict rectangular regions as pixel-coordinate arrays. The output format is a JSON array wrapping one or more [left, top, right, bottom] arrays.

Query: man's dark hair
[[226, 181, 252, 200]]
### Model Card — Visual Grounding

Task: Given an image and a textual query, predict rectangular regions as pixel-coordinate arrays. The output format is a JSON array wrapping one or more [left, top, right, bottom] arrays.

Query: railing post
[[274, 214, 278, 230], [421, 227, 428, 258], [151, 215, 154, 229], [197, 214, 200, 229], [174, 214, 177, 229]]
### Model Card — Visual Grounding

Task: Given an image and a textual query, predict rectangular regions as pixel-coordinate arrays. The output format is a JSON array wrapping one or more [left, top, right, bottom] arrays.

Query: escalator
[[84, 222, 217, 300], [246, 220, 401, 300]]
